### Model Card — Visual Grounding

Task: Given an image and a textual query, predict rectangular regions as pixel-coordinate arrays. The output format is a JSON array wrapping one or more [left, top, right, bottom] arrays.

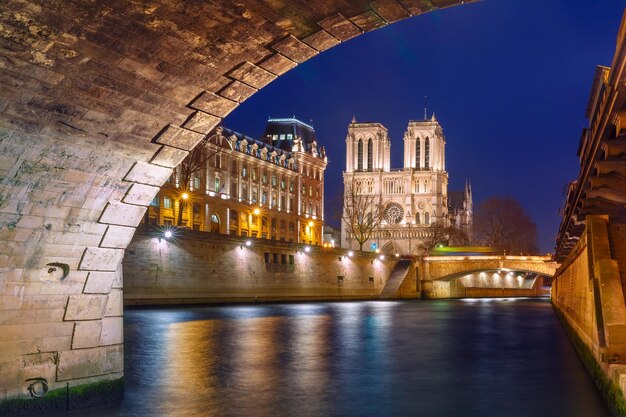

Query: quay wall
[[123, 226, 402, 304]]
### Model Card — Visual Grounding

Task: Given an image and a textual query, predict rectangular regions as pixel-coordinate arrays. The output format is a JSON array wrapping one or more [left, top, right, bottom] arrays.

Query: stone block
[[189, 91, 238, 118], [100, 225, 136, 249], [98, 202, 146, 227], [303, 30, 340, 52], [218, 81, 257, 103], [100, 317, 123, 346], [350, 10, 388, 31], [318, 13, 363, 41], [79, 247, 124, 271], [149, 145, 188, 169], [123, 183, 160, 206], [371, 0, 412, 22], [64, 294, 108, 320], [271, 35, 318, 63], [84, 271, 116, 294], [123, 161, 172, 186], [182, 111, 221, 135], [228, 62, 277, 89], [154, 125, 205, 151], [258, 53, 297, 76], [0, 325, 22, 342], [397, 0, 433, 14], [72, 320, 103, 349], [105, 289, 123, 317], [56, 345, 123, 381]]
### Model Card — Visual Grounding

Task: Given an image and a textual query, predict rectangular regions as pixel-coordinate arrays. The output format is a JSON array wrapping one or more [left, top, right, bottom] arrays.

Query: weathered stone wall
[[124, 227, 397, 304], [552, 215, 626, 408]]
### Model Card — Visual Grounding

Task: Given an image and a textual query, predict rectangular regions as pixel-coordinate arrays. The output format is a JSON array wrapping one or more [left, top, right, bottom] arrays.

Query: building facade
[[341, 115, 472, 254], [147, 118, 328, 245]]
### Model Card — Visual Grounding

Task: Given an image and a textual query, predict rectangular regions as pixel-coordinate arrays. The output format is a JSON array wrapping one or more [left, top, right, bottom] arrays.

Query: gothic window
[[415, 212, 420, 224], [384, 203, 404, 224], [425, 137, 430, 169], [416, 139, 421, 169], [424, 212, 430, 225], [367, 138, 373, 170], [357, 139, 363, 171]]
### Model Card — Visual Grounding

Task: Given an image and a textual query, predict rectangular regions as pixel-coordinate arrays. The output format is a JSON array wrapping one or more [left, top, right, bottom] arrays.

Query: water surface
[[80, 299, 610, 417]]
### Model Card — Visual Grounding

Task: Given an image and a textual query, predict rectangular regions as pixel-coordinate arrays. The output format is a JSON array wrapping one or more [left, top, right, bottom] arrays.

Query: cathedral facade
[[341, 114, 472, 255]]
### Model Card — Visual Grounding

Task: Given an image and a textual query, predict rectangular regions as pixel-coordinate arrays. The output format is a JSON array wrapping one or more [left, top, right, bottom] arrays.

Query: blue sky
[[224, 0, 626, 253]]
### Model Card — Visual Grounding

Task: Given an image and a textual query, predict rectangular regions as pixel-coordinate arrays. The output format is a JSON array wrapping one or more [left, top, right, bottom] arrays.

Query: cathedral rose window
[[384, 203, 404, 224]]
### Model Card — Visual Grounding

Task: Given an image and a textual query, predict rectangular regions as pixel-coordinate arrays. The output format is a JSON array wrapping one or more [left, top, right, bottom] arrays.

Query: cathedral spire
[[351, 115, 357, 124], [424, 95, 427, 120]]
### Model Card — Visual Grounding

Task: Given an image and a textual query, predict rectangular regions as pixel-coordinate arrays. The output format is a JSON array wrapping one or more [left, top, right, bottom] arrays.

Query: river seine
[[81, 298, 610, 417]]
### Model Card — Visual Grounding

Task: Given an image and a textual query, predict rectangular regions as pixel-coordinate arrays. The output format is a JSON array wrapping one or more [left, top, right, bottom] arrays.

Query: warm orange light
[[308, 221, 314, 227], [181, 192, 189, 200], [253, 208, 261, 215]]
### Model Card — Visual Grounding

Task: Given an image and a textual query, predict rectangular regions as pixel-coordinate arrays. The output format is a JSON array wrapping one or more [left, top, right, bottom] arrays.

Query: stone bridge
[[0, 0, 476, 408], [418, 255, 558, 299]]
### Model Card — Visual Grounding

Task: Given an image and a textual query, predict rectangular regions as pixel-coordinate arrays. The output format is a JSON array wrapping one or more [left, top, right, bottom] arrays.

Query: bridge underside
[[0, 0, 478, 407]]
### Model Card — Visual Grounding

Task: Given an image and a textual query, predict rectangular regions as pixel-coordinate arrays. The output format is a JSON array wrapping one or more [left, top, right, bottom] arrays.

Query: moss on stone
[[554, 305, 626, 417], [0, 377, 124, 417]]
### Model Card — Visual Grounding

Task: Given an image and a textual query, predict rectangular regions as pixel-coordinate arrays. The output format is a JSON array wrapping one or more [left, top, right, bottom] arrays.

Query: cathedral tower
[[345, 117, 391, 173]]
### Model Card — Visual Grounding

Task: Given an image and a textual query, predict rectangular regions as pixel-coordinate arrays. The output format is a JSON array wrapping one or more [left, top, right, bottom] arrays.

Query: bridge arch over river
[[0, 0, 477, 404]]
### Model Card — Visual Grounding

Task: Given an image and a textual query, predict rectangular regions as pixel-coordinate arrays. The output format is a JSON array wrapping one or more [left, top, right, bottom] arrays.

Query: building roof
[[263, 117, 318, 152]]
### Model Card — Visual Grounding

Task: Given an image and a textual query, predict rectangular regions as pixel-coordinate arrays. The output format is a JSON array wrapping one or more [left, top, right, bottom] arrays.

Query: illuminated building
[[147, 118, 327, 244]]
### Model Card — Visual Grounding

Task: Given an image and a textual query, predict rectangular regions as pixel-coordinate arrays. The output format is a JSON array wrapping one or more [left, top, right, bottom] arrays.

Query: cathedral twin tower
[[341, 114, 472, 255]]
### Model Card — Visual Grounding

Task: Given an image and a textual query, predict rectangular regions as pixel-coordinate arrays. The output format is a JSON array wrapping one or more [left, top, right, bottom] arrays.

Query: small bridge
[[418, 255, 558, 299]]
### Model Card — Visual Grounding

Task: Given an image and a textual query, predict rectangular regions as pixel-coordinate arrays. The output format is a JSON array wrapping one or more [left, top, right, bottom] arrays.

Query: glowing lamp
[[348, 251, 354, 257], [164, 230, 173, 239]]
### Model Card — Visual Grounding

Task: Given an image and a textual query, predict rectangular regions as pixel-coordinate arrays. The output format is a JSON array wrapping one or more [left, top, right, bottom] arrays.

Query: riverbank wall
[[123, 226, 418, 304], [552, 215, 626, 416]]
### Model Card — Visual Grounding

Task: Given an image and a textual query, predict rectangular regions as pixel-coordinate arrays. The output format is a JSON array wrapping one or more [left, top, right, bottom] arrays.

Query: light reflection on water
[[78, 299, 610, 417]]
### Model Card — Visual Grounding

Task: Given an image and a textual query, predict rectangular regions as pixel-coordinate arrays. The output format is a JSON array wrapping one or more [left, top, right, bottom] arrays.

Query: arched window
[[367, 138, 373, 170], [416, 212, 420, 224], [215, 177, 220, 192], [415, 138, 421, 169], [425, 137, 430, 169], [357, 139, 363, 171], [261, 191, 267, 204], [210, 214, 220, 233], [424, 212, 430, 225]]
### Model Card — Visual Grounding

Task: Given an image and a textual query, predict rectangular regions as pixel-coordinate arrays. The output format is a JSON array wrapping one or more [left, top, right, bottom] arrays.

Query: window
[[424, 212, 430, 225], [367, 138, 373, 170], [280, 196, 285, 209], [309, 186, 313, 196], [163, 197, 172, 209], [416, 138, 421, 169], [271, 218, 276, 229], [425, 137, 430, 169], [150, 196, 159, 207], [231, 160, 237, 174], [273, 253, 279, 263], [242, 164, 248, 178], [262, 172, 267, 184], [286, 134, 293, 140], [279, 134, 285, 140], [272, 135, 278, 141], [262, 191, 267, 204], [230, 182, 237, 198], [271, 173, 277, 186], [281, 179, 286, 189], [416, 212, 420, 224], [242, 184, 248, 200], [281, 254, 287, 264], [357, 138, 363, 170], [193, 203, 200, 214], [264, 253, 270, 263], [251, 186, 257, 203], [289, 222, 295, 232], [301, 185, 305, 195], [215, 155, 221, 169], [215, 177, 220, 192], [289, 180, 294, 192], [289, 254, 294, 265], [271, 192, 276, 207], [252, 168, 258, 181], [192, 176, 200, 190], [280, 220, 286, 229]]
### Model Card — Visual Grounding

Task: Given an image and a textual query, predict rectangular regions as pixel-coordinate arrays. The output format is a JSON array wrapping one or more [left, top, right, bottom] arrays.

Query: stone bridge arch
[[0, 0, 475, 404], [422, 256, 558, 281]]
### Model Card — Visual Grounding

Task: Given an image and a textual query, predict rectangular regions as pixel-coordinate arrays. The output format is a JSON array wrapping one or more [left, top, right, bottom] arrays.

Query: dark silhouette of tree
[[342, 176, 387, 251], [175, 128, 226, 226], [473, 196, 538, 254], [418, 221, 469, 255]]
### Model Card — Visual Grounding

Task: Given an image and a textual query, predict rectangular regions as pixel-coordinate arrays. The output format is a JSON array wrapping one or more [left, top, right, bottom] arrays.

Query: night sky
[[224, 0, 626, 253]]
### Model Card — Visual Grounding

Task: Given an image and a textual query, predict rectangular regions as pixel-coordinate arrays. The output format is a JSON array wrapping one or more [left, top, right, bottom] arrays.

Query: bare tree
[[473, 196, 538, 254], [418, 221, 469, 255], [175, 128, 226, 226], [342, 176, 387, 251]]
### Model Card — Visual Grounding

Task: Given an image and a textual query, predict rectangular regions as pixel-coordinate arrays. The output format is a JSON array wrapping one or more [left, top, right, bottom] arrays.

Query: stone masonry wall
[[124, 227, 397, 303]]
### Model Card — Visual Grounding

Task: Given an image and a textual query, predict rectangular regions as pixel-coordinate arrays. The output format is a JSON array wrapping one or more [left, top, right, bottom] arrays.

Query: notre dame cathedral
[[341, 114, 473, 255]]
